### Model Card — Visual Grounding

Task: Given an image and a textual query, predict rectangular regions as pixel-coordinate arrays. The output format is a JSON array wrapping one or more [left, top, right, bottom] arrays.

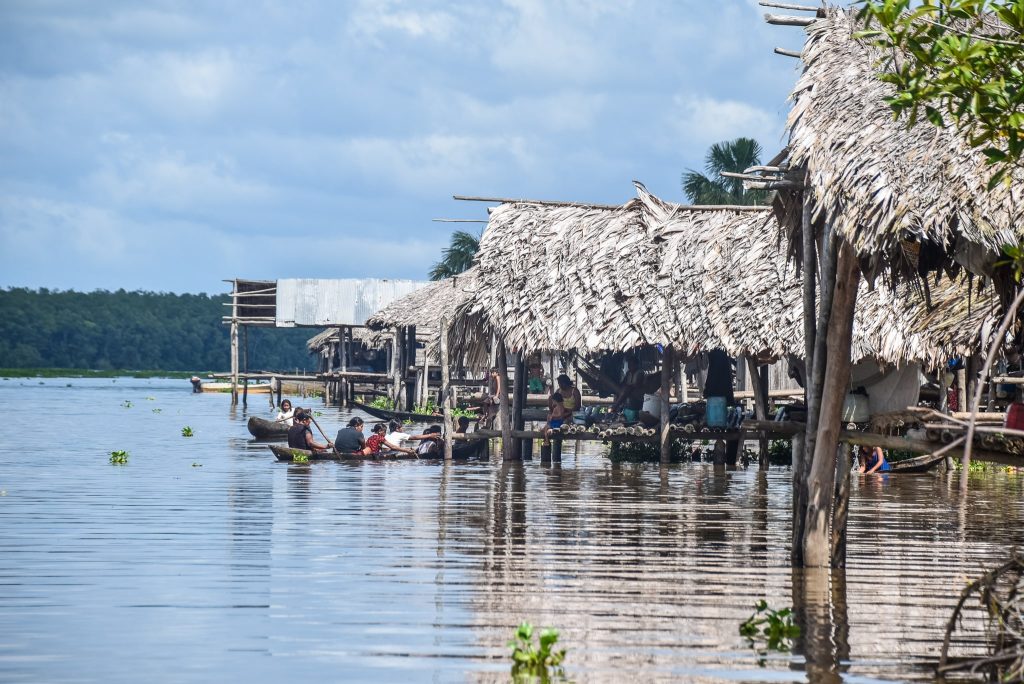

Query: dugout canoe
[[351, 400, 547, 424], [247, 416, 290, 440], [885, 452, 947, 474], [269, 439, 487, 462]]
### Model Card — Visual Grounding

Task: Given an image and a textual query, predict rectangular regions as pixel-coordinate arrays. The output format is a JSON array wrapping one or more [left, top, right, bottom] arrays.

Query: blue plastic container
[[705, 396, 728, 428]]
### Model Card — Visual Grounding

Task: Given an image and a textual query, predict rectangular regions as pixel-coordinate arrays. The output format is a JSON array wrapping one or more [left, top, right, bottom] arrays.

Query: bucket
[[706, 396, 728, 428]]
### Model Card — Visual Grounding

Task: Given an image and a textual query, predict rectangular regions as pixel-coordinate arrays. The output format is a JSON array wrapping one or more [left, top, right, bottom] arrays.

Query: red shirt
[[366, 434, 387, 453]]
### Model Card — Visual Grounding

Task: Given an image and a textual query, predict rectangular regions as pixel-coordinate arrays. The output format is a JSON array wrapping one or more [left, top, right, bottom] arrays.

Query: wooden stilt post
[[441, 318, 453, 462], [242, 325, 249, 406], [513, 352, 526, 458], [230, 325, 239, 406], [747, 357, 769, 470], [340, 327, 349, 408], [405, 325, 417, 411], [803, 242, 860, 567], [391, 329, 402, 408], [660, 345, 673, 464], [496, 339, 513, 461], [831, 442, 852, 567]]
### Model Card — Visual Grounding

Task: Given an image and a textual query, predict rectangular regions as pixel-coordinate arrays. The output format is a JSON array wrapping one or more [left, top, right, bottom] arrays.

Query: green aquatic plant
[[192, 462, 202, 468], [181, 426, 194, 437], [109, 450, 129, 465], [740, 600, 800, 654], [152, 408, 162, 413], [121, 400, 132, 408], [507, 622, 566, 681], [369, 396, 396, 410], [291, 451, 309, 464], [145, 397, 156, 401], [314, 410, 323, 417]]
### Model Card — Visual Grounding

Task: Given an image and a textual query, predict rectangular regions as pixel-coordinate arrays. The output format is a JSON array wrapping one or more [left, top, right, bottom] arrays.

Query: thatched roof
[[784, 8, 1023, 273], [463, 183, 998, 368], [365, 267, 478, 332], [306, 326, 385, 356]]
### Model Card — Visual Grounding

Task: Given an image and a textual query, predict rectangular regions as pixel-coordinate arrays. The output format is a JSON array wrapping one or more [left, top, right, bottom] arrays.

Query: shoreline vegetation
[[0, 368, 209, 379]]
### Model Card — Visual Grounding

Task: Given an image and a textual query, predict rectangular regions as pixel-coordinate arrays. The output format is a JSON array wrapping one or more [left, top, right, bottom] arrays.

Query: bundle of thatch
[[365, 267, 478, 334], [784, 8, 1024, 277]]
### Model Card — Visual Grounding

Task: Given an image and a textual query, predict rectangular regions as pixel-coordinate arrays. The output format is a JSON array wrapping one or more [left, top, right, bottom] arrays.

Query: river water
[[0, 377, 1021, 682]]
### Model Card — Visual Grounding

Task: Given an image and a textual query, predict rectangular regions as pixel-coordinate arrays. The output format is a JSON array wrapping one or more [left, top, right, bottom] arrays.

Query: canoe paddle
[[308, 414, 333, 447]]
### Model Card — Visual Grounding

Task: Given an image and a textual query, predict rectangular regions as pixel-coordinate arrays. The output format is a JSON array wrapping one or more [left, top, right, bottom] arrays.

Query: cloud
[[670, 94, 784, 156]]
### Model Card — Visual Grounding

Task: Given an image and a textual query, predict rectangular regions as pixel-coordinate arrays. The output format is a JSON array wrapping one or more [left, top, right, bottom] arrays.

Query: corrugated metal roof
[[275, 278, 428, 327]]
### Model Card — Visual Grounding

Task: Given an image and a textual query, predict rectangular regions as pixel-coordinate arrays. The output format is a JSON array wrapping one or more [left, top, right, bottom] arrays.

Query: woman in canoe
[[364, 423, 415, 456], [287, 413, 332, 452]]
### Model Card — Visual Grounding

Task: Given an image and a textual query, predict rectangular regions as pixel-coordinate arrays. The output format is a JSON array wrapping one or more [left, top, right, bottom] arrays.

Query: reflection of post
[[791, 568, 849, 684], [440, 317, 453, 461]]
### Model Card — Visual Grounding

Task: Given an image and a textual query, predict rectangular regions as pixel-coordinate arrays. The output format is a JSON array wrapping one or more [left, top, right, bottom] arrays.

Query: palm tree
[[429, 230, 480, 280], [682, 137, 767, 205]]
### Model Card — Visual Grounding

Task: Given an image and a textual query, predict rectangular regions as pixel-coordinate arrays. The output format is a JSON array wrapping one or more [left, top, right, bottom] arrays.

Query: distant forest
[[0, 288, 316, 372]]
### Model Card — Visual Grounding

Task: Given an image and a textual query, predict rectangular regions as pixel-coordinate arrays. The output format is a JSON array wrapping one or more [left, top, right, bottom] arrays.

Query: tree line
[[0, 288, 315, 372]]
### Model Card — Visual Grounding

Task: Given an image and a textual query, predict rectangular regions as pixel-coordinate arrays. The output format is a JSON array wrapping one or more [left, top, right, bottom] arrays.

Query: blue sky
[[0, 0, 817, 294]]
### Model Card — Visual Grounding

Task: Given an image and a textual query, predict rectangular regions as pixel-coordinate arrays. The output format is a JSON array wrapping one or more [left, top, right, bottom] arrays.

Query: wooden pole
[[803, 242, 860, 568], [660, 346, 673, 463], [230, 280, 239, 406], [441, 318, 453, 461], [391, 329, 402, 408], [513, 352, 526, 457], [405, 325, 417, 411], [830, 443, 852, 567], [746, 357, 769, 469], [340, 327, 349, 408], [242, 325, 249, 406], [496, 339, 513, 461], [793, 188, 817, 563]]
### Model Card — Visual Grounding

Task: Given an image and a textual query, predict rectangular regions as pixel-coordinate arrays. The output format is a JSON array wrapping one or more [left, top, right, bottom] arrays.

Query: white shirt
[[276, 409, 295, 427], [387, 430, 411, 444], [642, 393, 661, 417]]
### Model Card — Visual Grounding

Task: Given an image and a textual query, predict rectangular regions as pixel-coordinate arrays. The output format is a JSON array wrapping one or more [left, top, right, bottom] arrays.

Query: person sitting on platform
[[611, 356, 645, 423], [481, 367, 502, 429], [334, 417, 367, 454], [858, 445, 891, 473], [364, 422, 415, 456], [528, 361, 547, 394], [639, 375, 664, 428], [276, 399, 295, 427], [287, 413, 332, 452], [455, 416, 471, 434], [553, 374, 582, 418], [543, 392, 571, 447]]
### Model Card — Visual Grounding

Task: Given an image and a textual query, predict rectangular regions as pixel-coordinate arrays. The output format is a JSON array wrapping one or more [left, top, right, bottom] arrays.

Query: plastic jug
[[706, 396, 728, 428]]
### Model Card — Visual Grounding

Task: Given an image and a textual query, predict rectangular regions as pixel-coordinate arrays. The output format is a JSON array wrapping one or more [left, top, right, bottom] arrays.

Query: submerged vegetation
[[508, 622, 567, 682]]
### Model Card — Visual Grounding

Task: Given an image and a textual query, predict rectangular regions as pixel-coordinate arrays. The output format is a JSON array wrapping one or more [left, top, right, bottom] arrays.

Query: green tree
[[681, 137, 768, 205], [857, 0, 1024, 187], [429, 230, 480, 280]]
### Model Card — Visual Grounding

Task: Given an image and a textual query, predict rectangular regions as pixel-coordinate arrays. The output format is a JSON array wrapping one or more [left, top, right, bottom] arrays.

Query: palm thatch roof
[[365, 267, 478, 333], [783, 8, 1023, 274], [462, 183, 998, 368], [306, 326, 386, 357]]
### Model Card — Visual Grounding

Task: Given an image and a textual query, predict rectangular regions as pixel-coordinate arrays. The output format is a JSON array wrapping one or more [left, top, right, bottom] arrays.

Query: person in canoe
[[386, 419, 411, 444], [287, 412, 332, 452], [858, 445, 891, 473], [364, 423, 416, 456], [334, 417, 367, 454], [276, 399, 295, 427]]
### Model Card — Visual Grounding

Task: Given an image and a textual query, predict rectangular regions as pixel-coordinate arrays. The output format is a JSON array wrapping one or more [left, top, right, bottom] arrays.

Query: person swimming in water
[[858, 445, 890, 473]]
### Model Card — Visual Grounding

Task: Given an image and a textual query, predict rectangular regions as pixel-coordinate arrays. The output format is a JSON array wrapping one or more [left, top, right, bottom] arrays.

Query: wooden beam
[[774, 47, 803, 58], [453, 194, 621, 209], [759, 1, 822, 12], [765, 13, 817, 26]]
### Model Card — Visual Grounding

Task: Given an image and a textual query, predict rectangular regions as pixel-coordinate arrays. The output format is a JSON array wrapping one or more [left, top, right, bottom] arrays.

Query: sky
[[0, 0, 818, 295]]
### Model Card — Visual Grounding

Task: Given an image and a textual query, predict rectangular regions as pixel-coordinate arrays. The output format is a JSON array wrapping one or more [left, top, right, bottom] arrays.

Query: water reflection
[[0, 379, 1021, 682]]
